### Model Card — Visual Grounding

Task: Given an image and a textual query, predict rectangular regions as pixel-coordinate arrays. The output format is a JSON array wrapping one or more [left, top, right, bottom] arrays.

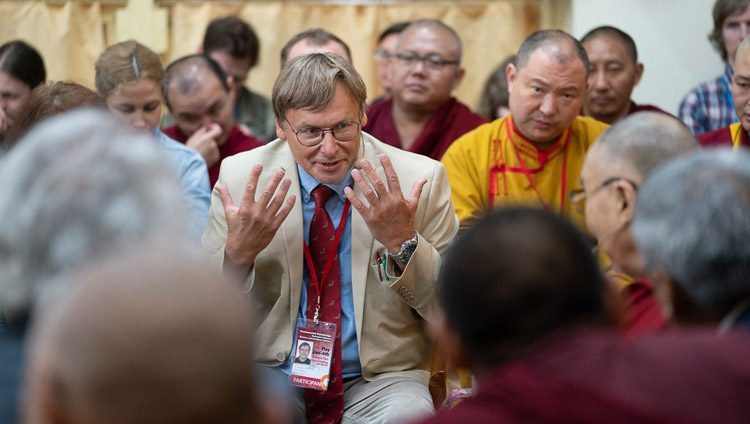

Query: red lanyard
[[303, 199, 351, 314], [489, 116, 571, 215]]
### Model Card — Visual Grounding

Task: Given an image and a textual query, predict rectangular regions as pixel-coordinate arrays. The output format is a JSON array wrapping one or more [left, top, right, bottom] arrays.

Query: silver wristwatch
[[388, 231, 418, 264]]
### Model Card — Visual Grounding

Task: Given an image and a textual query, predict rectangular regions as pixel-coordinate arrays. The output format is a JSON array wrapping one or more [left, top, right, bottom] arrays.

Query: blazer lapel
[[351, 135, 375, 341], [279, 148, 305, 331]]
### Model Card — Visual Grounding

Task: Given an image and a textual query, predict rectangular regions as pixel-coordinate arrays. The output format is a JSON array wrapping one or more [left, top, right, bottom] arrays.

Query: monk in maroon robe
[[362, 19, 486, 160]]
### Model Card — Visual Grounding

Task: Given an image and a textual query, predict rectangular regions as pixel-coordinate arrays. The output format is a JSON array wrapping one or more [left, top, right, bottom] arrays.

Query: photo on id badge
[[290, 323, 336, 391]]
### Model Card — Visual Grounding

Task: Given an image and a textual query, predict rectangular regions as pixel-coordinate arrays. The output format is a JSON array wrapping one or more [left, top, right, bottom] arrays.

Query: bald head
[[593, 112, 699, 179], [397, 19, 463, 61], [164, 54, 229, 107], [515, 29, 590, 78], [24, 249, 260, 424]]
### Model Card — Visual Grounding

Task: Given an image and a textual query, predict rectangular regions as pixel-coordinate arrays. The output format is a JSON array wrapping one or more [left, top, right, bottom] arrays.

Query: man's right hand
[[186, 124, 221, 167], [215, 164, 296, 268]]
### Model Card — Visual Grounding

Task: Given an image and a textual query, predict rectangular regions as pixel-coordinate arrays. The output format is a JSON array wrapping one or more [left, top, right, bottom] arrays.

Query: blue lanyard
[[722, 74, 740, 124]]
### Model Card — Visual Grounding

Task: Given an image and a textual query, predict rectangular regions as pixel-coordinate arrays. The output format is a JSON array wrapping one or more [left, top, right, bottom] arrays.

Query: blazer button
[[276, 352, 286, 361]]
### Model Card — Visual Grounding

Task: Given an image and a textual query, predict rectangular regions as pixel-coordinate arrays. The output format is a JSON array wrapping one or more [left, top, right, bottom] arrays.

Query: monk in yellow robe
[[442, 30, 608, 232]]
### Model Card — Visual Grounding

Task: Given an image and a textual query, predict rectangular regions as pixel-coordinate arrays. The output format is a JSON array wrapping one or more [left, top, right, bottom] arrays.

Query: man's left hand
[[344, 154, 426, 258]]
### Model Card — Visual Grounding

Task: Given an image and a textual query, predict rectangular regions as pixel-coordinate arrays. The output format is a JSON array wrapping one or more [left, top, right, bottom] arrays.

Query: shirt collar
[[297, 164, 353, 203]]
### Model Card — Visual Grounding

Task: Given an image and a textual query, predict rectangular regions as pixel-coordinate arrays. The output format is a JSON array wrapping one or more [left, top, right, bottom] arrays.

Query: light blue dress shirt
[[279, 165, 362, 378], [153, 129, 211, 241]]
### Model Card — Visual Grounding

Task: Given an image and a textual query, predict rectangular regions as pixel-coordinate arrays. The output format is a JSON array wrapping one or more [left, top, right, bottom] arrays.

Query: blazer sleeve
[[385, 161, 458, 321]]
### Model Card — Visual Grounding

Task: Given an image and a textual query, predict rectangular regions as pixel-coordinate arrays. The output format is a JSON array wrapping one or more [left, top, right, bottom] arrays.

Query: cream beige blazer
[[202, 132, 458, 384]]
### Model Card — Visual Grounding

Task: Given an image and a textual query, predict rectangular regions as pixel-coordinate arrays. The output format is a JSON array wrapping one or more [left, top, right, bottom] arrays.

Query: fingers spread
[[379, 154, 403, 195], [240, 164, 263, 209]]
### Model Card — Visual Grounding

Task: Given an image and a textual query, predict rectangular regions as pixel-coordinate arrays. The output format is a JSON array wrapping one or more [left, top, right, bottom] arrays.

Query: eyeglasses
[[394, 53, 460, 72], [569, 177, 638, 214], [285, 119, 361, 147], [374, 49, 392, 60]]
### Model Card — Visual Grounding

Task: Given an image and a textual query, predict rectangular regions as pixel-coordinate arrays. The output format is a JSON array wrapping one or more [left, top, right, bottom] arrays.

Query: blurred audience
[[162, 54, 263, 187], [580, 26, 670, 125], [633, 148, 750, 333], [95, 40, 211, 240], [363, 19, 486, 160], [371, 21, 411, 103], [279, 28, 351, 67], [679, 0, 750, 134], [0, 108, 188, 423], [421, 207, 750, 424], [22, 247, 281, 424], [476, 55, 513, 121], [0, 40, 45, 144]]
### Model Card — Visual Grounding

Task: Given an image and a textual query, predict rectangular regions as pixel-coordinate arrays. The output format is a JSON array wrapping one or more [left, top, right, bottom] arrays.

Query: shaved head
[[515, 29, 590, 78], [397, 19, 463, 61], [23, 248, 261, 424], [593, 112, 699, 179]]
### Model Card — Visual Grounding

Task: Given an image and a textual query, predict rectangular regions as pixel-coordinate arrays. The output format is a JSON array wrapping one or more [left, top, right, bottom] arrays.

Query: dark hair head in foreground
[[439, 207, 608, 369]]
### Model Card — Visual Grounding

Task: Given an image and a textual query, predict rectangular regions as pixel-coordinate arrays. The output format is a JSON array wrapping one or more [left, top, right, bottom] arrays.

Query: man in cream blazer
[[202, 53, 457, 423]]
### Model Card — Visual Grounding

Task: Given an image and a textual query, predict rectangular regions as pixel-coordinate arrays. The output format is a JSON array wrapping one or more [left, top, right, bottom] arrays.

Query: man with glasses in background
[[576, 112, 698, 337], [363, 19, 486, 160], [202, 53, 458, 423]]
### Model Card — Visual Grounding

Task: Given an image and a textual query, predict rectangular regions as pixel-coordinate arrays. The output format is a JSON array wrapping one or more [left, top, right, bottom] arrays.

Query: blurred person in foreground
[[633, 148, 750, 333], [22, 247, 283, 424], [419, 207, 750, 424], [0, 108, 189, 423]]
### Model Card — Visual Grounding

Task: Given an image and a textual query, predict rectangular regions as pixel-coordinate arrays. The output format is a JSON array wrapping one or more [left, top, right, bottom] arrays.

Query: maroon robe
[[697, 123, 750, 148], [621, 277, 668, 339], [420, 329, 750, 424], [162, 125, 263, 187], [362, 97, 487, 160]]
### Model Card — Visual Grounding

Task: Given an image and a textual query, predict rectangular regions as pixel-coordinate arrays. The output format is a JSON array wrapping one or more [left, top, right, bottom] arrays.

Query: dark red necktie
[[305, 185, 344, 424]]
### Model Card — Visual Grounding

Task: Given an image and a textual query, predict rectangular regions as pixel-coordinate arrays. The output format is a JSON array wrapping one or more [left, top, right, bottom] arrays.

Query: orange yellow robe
[[441, 114, 608, 231]]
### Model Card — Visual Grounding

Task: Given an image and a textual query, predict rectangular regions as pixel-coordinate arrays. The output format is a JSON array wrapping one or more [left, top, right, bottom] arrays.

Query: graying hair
[[0, 108, 188, 311], [632, 148, 750, 312], [595, 112, 699, 178], [272, 53, 367, 124], [736, 34, 750, 66]]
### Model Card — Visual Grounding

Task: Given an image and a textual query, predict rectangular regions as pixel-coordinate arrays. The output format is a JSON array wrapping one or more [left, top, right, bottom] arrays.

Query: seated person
[[162, 54, 264, 187], [476, 55, 514, 121], [280, 28, 351, 67], [363, 19, 487, 160], [441, 30, 608, 232], [23, 247, 281, 424], [632, 147, 750, 333], [699, 34, 750, 147], [371, 21, 411, 103], [95, 40, 211, 240], [202, 53, 458, 423], [0, 40, 45, 145], [580, 26, 672, 125], [421, 207, 750, 423], [161, 16, 276, 142], [679, 0, 750, 134], [578, 112, 698, 337], [0, 108, 189, 424]]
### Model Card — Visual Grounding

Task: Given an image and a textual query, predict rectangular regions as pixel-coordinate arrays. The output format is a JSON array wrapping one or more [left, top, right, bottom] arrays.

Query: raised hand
[[344, 154, 426, 254], [186, 123, 221, 167], [215, 164, 296, 267]]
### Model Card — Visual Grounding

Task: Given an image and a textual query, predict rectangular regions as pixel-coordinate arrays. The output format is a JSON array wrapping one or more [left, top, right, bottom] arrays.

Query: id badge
[[289, 319, 337, 391]]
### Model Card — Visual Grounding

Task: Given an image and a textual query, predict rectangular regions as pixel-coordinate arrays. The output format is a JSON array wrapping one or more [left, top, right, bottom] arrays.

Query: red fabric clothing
[[420, 329, 750, 424], [697, 123, 750, 148], [362, 97, 487, 160], [580, 101, 675, 121], [162, 125, 263, 187], [621, 277, 668, 339]]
